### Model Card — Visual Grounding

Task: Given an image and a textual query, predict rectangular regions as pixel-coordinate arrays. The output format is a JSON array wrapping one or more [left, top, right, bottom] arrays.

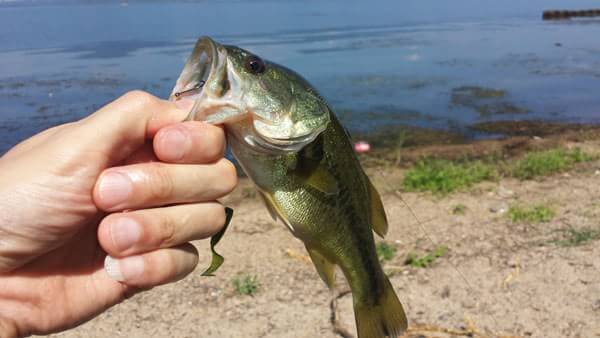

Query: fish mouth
[[170, 36, 243, 123], [171, 36, 326, 153]]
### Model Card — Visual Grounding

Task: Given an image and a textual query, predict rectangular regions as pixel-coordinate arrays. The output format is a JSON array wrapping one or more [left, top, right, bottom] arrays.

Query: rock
[[441, 285, 451, 298], [489, 204, 508, 214], [593, 299, 600, 311]]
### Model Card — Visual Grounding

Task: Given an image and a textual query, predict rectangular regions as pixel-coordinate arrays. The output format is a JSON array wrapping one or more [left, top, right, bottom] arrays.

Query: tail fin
[[354, 277, 407, 338]]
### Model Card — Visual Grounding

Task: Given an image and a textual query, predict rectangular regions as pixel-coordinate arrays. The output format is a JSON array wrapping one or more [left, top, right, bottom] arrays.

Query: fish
[[170, 37, 408, 338]]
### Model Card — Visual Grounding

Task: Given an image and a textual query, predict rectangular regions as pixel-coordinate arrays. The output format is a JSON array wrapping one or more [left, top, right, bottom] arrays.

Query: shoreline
[[354, 119, 600, 167]]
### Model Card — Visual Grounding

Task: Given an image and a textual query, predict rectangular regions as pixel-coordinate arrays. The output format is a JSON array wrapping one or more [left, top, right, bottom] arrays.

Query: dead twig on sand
[[330, 288, 354, 338]]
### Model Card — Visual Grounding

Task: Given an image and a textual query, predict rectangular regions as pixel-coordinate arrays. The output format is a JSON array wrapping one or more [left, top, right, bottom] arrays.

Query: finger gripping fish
[[171, 37, 408, 338]]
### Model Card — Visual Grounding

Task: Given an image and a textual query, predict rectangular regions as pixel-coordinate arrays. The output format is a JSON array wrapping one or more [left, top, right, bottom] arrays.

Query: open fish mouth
[[169, 37, 216, 103], [170, 36, 243, 124], [171, 36, 328, 152]]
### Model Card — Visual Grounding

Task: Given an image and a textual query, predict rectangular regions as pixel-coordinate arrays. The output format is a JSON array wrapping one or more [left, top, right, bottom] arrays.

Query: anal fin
[[306, 246, 336, 289], [367, 179, 388, 238]]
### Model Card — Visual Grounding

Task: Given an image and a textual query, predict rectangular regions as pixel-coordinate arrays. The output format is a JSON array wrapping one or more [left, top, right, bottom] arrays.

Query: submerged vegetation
[[451, 86, 529, 116]]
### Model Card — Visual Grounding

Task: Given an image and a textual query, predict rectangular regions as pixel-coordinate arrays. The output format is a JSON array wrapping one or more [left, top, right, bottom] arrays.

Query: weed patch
[[405, 246, 448, 268], [452, 204, 467, 215], [403, 159, 497, 194], [232, 274, 259, 296], [509, 205, 555, 223], [511, 148, 593, 179], [376, 242, 397, 261], [550, 227, 600, 247]]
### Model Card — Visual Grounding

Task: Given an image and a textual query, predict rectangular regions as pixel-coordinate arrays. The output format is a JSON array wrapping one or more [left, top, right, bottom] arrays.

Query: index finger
[[78, 90, 188, 164]]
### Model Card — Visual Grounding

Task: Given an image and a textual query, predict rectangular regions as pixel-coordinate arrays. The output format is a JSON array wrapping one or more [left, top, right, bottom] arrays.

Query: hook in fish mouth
[[173, 80, 205, 99], [170, 36, 243, 123]]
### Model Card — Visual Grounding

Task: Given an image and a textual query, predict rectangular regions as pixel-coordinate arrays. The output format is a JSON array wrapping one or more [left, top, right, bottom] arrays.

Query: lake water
[[2, 0, 600, 154]]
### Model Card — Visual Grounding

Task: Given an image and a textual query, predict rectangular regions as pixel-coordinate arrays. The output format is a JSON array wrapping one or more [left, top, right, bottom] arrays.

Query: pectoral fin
[[306, 246, 336, 289], [201, 207, 234, 276], [367, 179, 388, 237], [305, 166, 338, 196], [295, 135, 338, 196]]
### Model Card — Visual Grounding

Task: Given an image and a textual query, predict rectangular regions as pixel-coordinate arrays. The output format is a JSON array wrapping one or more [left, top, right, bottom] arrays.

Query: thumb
[[77, 90, 190, 164]]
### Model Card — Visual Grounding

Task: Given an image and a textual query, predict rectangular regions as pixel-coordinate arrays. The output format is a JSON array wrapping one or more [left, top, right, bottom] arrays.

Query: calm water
[[2, 0, 600, 153]]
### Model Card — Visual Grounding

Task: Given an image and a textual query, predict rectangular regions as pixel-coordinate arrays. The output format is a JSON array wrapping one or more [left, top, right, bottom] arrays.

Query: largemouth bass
[[171, 37, 407, 338]]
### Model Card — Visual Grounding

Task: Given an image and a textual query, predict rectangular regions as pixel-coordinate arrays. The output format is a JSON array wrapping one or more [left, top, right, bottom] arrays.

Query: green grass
[[401, 148, 594, 194], [403, 159, 497, 194], [511, 148, 593, 180], [550, 227, 600, 247], [376, 242, 397, 261], [508, 205, 555, 223], [232, 274, 259, 296], [452, 204, 467, 215], [404, 246, 448, 268]]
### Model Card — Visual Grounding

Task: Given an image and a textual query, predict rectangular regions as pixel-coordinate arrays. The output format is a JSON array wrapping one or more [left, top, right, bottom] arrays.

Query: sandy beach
[[50, 133, 600, 338]]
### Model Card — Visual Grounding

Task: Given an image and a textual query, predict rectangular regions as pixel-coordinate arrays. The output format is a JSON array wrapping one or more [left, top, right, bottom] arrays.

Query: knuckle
[[120, 90, 156, 111], [218, 159, 238, 193], [147, 164, 175, 201], [122, 90, 153, 104], [157, 213, 177, 247]]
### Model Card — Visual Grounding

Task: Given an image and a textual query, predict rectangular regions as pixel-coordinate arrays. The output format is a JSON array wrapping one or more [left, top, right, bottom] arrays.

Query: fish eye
[[244, 55, 266, 75]]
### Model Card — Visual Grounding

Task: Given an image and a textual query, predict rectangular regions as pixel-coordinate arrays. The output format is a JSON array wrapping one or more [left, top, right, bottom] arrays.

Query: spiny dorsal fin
[[305, 245, 336, 289], [367, 179, 388, 237]]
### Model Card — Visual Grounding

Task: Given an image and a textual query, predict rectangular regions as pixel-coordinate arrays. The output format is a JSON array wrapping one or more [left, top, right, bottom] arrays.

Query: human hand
[[0, 91, 237, 337]]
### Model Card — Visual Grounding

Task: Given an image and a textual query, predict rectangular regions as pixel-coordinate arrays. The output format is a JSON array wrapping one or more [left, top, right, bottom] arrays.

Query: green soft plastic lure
[[201, 207, 233, 276]]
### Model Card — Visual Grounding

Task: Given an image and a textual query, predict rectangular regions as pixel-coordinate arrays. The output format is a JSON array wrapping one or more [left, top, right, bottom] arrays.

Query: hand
[[0, 91, 237, 337]]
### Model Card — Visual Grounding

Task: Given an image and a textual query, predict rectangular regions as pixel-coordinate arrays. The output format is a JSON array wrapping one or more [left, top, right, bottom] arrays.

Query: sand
[[50, 138, 600, 338]]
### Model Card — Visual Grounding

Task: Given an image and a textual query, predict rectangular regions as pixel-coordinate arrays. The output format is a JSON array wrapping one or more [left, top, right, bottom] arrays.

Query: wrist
[[0, 317, 18, 338]]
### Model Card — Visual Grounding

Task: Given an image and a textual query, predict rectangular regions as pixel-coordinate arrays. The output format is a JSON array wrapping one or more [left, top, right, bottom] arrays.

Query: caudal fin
[[354, 277, 407, 338]]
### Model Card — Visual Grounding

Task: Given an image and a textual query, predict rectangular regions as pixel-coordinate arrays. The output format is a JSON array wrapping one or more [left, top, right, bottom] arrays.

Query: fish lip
[[170, 36, 218, 103]]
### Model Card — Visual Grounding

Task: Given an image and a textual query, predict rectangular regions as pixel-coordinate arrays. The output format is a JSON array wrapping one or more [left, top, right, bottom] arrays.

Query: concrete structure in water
[[543, 9, 600, 20]]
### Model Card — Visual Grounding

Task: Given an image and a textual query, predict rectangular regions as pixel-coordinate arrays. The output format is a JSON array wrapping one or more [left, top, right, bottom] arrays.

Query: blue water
[[2, 0, 600, 153]]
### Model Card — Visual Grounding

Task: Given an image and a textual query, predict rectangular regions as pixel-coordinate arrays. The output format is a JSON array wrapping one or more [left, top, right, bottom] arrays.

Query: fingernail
[[110, 217, 141, 252], [97, 171, 132, 208], [104, 255, 144, 282], [160, 128, 188, 161]]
